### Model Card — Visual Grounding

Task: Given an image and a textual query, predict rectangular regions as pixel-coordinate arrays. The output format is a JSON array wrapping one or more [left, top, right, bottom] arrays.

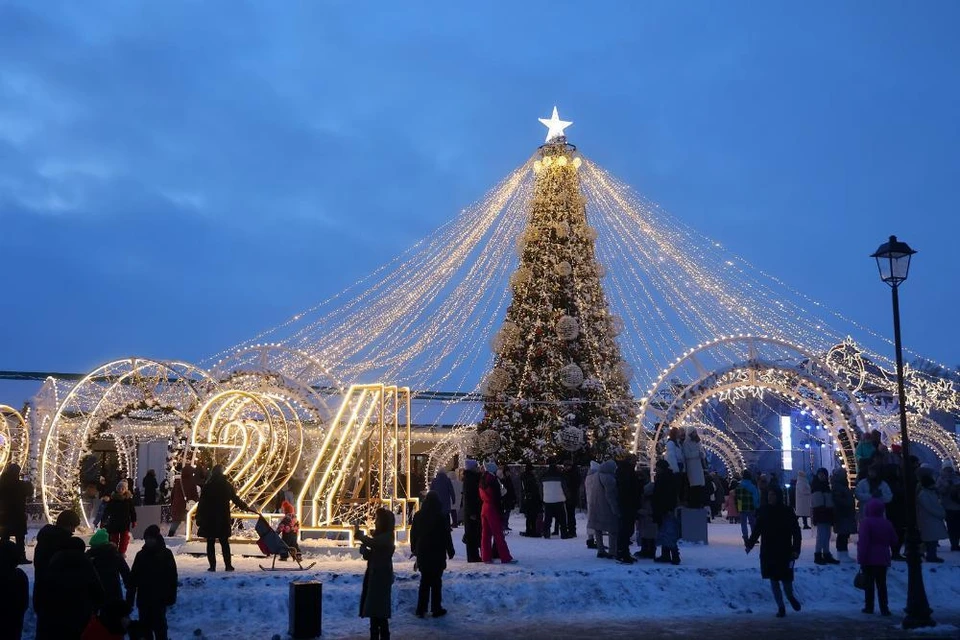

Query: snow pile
[[17, 516, 960, 639]]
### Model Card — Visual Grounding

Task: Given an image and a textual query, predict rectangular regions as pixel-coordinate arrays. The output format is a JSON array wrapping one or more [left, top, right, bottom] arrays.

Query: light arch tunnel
[[635, 336, 867, 486]]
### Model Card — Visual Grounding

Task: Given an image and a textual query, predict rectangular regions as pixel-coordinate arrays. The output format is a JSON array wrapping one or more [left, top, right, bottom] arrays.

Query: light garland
[[0, 405, 29, 471]]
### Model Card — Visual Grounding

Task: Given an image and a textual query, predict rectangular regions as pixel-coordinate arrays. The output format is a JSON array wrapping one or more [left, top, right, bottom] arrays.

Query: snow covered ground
[[18, 513, 960, 639]]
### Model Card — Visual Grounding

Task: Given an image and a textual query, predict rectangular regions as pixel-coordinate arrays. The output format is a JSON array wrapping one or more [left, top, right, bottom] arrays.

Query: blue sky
[[2, 1, 959, 406]]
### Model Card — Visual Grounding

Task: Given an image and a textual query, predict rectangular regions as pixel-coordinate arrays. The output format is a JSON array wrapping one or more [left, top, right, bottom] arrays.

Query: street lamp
[[871, 235, 934, 629]]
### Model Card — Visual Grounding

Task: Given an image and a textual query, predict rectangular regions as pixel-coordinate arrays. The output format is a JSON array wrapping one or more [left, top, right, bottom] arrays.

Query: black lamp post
[[870, 235, 935, 629]]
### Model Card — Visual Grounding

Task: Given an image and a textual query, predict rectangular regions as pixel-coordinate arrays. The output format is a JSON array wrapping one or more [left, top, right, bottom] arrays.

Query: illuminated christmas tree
[[478, 108, 635, 463]]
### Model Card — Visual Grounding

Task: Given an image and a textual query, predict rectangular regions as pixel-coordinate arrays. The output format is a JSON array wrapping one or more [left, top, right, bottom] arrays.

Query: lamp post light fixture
[[870, 235, 934, 629]]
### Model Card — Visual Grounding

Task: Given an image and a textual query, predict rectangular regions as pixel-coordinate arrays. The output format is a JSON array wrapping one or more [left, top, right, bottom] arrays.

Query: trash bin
[[289, 580, 322, 638], [679, 507, 709, 544]]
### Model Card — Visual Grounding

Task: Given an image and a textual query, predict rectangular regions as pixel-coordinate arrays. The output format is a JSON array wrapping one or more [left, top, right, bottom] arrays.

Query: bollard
[[289, 580, 322, 638]]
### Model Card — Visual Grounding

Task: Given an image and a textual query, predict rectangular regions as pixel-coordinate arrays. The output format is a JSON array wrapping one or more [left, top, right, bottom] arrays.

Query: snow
[[17, 513, 960, 639]]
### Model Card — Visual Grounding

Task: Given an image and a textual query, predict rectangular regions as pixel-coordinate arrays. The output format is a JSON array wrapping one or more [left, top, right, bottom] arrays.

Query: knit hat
[[143, 524, 162, 540], [464, 459, 478, 471], [281, 500, 295, 514], [485, 462, 498, 474], [89, 528, 110, 547]]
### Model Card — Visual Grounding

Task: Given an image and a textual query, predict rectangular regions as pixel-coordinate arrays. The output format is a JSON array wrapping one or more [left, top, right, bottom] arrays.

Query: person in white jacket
[[664, 428, 684, 474], [682, 429, 707, 508]]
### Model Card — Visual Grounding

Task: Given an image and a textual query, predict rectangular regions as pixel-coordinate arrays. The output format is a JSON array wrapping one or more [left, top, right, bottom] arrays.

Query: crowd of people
[[2, 423, 960, 639]]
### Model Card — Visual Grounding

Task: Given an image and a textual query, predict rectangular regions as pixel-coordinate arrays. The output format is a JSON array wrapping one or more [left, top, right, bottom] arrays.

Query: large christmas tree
[[478, 108, 635, 463]]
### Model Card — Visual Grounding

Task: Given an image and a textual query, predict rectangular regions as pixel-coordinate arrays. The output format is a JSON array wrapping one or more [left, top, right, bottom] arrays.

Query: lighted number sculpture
[[184, 389, 303, 541], [297, 384, 413, 542]]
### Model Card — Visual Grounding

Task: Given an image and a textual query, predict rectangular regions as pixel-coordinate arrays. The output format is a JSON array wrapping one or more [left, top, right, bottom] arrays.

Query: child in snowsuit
[[356, 509, 396, 640], [277, 501, 302, 561]]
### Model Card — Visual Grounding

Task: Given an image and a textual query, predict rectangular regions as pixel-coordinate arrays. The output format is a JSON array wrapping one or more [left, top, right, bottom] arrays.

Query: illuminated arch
[[679, 421, 746, 480], [41, 358, 217, 526], [211, 345, 342, 426], [636, 336, 866, 484], [424, 425, 477, 491], [0, 405, 29, 471], [873, 414, 960, 470]]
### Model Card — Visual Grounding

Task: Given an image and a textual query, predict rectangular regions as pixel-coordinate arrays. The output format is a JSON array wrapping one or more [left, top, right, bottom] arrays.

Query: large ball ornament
[[559, 363, 585, 389], [595, 263, 607, 278], [555, 261, 572, 277], [556, 155, 568, 167], [585, 226, 598, 241], [557, 425, 584, 452], [555, 315, 580, 341], [483, 368, 511, 395], [554, 221, 570, 238], [608, 315, 624, 336], [572, 157, 583, 169], [510, 267, 532, 289], [478, 429, 502, 454]]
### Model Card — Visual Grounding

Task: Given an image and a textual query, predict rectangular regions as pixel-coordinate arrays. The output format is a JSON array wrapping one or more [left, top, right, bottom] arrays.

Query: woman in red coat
[[167, 477, 187, 537], [479, 463, 515, 564]]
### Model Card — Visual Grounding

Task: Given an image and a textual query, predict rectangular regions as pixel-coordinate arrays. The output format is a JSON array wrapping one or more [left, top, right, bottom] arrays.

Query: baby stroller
[[255, 514, 315, 571]]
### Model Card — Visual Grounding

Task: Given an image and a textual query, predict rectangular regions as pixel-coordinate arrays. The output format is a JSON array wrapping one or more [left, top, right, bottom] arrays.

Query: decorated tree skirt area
[[19, 514, 960, 639]]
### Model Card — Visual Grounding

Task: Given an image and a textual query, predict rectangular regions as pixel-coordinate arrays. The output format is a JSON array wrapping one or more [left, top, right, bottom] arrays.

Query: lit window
[[781, 415, 793, 471]]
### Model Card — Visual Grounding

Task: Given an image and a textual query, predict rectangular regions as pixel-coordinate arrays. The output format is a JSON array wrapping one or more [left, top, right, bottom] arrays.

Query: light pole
[[871, 235, 934, 629]]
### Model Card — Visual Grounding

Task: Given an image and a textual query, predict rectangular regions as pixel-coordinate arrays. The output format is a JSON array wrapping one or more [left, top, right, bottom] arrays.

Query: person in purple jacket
[[857, 498, 897, 615]]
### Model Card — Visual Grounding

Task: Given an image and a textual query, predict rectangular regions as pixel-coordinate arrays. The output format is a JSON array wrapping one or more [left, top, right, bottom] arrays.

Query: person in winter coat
[[104, 480, 137, 556], [0, 539, 28, 640], [936, 461, 960, 551], [725, 489, 740, 524], [584, 461, 601, 550], [563, 463, 580, 538], [809, 468, 839, 564], [917, 474, 947, 563], [682, 429, 706, 508], [634, 468, 657, 559], [449, 470, 462, 528], [410, 491, 455, 618], [35, 536, 105, 640], [745, 486, 802, 618], [127, 525, 178, 640], [586, 460, 620, 559], [652, 459, 680, 564], [479, 463, 514, 563], [356, 508, 396, 640], [277, 501, 302, 561], [735, 470, 760, 543], [181, 463, 200, 502], [429, 469, 456, 526], [32, 509, 80, 608], [616, 456, 640, 563], [831, 467, 857, 561], [0, 463, 32, 564], [540, 464, 568, 539], [87, 528, 132, 605], [519, 463, 542, 537], [195, 465, 254, 571], [757, 473, 770, 507], [461, 460, 482, 562], [167, 476, 187, 537], [142, 470, 159, 506], [498, 468, 517, 531], [855, 464, 893, 516], [857, 498, 897, 615], [793, 471, 812, 529], [664, 427, 684, 474], [855, 431, 878, 479]]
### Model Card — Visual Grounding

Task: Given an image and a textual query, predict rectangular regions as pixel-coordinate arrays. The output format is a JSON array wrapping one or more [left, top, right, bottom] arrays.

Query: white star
[[538, 106, 572, 143]]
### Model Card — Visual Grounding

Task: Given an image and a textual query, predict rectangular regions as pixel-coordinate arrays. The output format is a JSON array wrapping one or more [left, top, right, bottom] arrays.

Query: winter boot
[[654, 550, 671, 563], [823, 552, 840, 565], [586, 537, 597, 550], [670, 548, 681, 565], [813, 552, 826, 565]]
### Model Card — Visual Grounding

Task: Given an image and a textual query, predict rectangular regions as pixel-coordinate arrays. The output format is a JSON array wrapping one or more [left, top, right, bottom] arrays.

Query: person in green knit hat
[[86, 528, 132, 605]]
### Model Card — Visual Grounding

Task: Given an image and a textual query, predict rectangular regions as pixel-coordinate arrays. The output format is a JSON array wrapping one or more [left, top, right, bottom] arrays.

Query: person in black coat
[[746, 486, 803, 618], [460, 460, 482, 562], [0, 463, 32, 563], [128, 525, 178, 640], [87, 528, 132, 605], [410, 491, 455, 618], [616, 456, 640, 563], [499, 468, 517, 532], [519, 464, 542, 537], [32, 509, 80, 609], [35, 536, 105, 640], [652, 459, 680, 564], [195, 465, 253, 571], [0, 539, 28, 640], [142, 469, 159, 506], [104, 481, 138, 556]]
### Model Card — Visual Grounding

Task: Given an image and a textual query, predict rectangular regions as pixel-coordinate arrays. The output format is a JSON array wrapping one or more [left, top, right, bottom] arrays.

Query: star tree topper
[[539, 106, 572, 143]]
